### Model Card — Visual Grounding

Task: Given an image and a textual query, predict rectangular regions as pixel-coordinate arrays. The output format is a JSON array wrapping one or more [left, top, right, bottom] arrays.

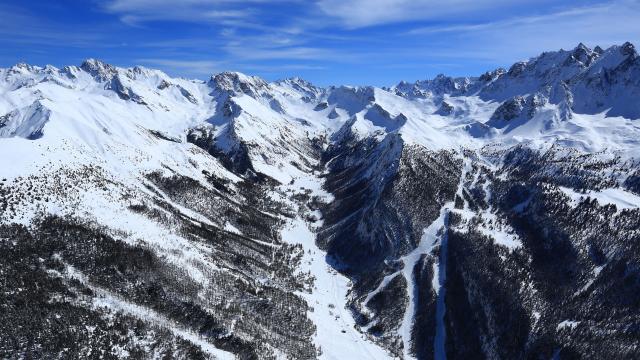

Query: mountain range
[[1, 42, 639, 359]]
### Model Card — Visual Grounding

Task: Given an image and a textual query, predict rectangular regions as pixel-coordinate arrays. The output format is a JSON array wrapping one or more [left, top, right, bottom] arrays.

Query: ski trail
[[397, 156, 470, 360], [433, 213, 449, 360], [398, 206, 450, 360], [278, 173, 391, 360]]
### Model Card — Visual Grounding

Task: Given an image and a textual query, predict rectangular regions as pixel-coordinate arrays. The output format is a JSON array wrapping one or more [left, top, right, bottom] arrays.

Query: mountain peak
[[209, 71, 269, 97], [621, 41, 637, 57], [568, 42, 597, 66], [278, 76, 314, 88], [574, 42, 589, 51], [80, 58, 117, 80], [479, 68, 506, 82], [507, 61, 528, 77], [275, 76, 323, 100], [8, 62, 38, 74]]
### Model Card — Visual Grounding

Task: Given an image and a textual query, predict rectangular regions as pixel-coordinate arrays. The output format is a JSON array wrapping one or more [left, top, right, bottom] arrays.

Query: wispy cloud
[[136, 58, 223, 77], [216, 27, 363, 63], [403, 0, 640, 63], [314, 0, 541, 28], [0, 4, 106, 48], [407, 2, 625, 35], [241, 63, 326, 72], [101, 0, 296, 25], [224, 45, 332, 61]]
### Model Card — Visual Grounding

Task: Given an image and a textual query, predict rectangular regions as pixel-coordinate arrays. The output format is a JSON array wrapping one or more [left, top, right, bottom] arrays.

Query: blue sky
[[0, 0, 638, 86]]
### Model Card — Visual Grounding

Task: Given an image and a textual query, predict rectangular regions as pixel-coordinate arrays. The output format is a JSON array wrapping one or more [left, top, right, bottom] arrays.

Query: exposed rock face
[[492, 96, 527, 121], [80, 58, 117, 81], [209, 71, 270, 98], [479, 68, 506, 82], [108, 75, 147, 104], [436, 101, 454, 116], [314, 101, 329, 111]]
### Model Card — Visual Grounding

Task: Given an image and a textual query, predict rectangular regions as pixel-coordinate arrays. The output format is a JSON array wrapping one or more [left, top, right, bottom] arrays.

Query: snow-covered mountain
[[1, 43, 639, 359]]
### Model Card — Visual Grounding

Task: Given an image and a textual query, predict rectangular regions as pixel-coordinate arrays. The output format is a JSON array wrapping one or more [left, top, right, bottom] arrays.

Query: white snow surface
[[278, 173, 391, 360], [2, 59, 640, 191], [557, 320, 581, 331], [559, 186, 640, 211]]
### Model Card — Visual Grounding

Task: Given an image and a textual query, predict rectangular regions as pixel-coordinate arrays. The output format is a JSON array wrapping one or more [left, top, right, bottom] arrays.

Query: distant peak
[[574, 42, 590, 51], [479, 68, 506, 82], [210, 71, 269, 97], [81, 58, 110, 69], [80, 58, 117, 80], [507, 61, 528, 77], [276, 76, 322, 99], [279, 76, 314, 87], [212, 71, 255, 81], [568, 42, 597, 66], [14, 62, 31, 69], [211, 71, 264, 86], [621, 41, 637, 57], [132, 65, 151, 75], [9, 62, 37, 73], [285, 76, 304, 82]]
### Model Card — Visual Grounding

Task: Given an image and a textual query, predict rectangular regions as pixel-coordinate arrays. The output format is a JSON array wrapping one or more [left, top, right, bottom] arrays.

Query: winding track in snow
[[357, 156, 471, 360]]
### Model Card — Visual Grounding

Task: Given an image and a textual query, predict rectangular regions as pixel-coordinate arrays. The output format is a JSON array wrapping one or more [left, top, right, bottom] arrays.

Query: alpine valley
[[1, 43, 640, 360]]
